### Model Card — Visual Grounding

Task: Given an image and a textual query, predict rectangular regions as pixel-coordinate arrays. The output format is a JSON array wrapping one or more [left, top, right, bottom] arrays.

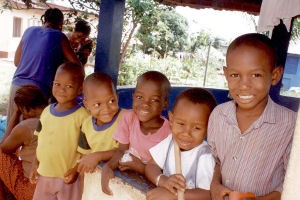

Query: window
[[13, 17, 22, 37]]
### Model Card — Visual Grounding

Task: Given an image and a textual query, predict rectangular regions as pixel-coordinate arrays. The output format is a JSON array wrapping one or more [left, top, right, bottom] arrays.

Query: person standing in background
[[5, 8, 81, 137]]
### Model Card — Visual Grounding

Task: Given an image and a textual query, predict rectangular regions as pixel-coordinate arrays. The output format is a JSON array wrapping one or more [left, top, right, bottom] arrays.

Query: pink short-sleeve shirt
[[113, 110, 171, 163]]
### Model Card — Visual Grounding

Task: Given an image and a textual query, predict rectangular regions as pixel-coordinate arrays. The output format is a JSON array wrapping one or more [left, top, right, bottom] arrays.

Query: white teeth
[[140, 111, 149, 114], [239, 95, 253, 100]]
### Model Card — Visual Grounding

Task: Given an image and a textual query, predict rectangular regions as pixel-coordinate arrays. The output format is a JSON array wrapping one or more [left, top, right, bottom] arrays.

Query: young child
[[30, 62, 89, 200], [76, 72, 123, 174], [207, 33, 297, 199], [101, 71, 172, 195], [0, 85, 48, 200], [146, 88, 217, 200]]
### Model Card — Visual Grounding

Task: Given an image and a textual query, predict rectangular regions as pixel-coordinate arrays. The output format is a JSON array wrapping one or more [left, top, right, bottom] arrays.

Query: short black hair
[[227, 33, 277, 69], [14, 84, 48, 111], [41, 8, 63, 28], [83, 72, 116, 94], [57, 62, 85, 85], [172, 88, 217, 113], [137, 71, 171, 100], [75, 20, 91, 36]]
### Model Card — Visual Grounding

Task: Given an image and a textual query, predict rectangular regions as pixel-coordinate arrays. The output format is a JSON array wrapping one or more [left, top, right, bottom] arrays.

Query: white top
[[258, 0, 300, 32], [150, 135, 215, 190]]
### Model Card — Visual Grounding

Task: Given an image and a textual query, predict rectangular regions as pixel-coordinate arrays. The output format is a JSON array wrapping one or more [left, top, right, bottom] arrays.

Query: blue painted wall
[[117, 86, 300, 117], [282, 53, 300, 90]]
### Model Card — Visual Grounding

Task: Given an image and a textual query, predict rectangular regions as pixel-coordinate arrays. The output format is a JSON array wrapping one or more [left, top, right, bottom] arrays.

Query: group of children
[[0, 32, 296, 200]]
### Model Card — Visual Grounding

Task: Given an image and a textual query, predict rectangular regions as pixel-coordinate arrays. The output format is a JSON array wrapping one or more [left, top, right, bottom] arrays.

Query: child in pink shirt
[[101, 71, 171, 195]]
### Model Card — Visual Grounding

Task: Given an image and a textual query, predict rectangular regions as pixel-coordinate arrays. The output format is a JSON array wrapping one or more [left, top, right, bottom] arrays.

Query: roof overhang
[[156, 0, 262, 15]]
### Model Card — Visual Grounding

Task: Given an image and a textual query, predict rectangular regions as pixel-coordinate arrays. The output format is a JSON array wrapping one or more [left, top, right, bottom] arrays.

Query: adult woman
[[5, 8, 81, 134], [0, 85, 48, 199]]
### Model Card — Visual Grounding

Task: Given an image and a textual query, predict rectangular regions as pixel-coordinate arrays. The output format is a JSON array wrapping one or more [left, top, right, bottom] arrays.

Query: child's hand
[[229, 191, 256, 200], [29, 168, 39, 184], [160, 174, 186, 196], [77, 153, 99, 174], [118, 153, 145, 174], [29, 159, 39, 184], [210, 180, 232, 200], [64, 166, 79, 184], [101, 164, 115, 195], [146, 187, 177, 200]]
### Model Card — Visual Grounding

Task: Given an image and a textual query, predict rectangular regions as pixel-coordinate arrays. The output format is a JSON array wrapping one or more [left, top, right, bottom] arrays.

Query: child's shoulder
[[271, 100, 297, 122], [119, 109, 137, 120], [210, 100, 235, 116]]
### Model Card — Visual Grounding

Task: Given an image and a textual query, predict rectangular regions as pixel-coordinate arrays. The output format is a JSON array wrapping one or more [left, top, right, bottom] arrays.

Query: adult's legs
[[6, 84, 21, 126]]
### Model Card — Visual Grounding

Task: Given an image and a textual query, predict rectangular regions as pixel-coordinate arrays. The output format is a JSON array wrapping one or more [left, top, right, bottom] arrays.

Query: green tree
[[291, 18, 300, 41], [137, 9, 188, 57]]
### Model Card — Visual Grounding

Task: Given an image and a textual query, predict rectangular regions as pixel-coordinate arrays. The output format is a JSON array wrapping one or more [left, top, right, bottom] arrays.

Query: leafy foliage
[[136, 7, 188, 57], [291, 18, 300, 41]]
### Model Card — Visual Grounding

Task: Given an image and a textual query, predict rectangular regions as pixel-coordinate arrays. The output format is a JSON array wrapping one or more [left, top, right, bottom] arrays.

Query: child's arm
[[29, 155, 39, 184], [64, 164, 79, 184], [253, 191, 280, 200], [101, 143, 129, 195], [0, 121, 31, 153], [1, 104, 21, 143], [210, 163, 232, 200], [118, 153, 146, 174], [145, 158, 164, 186], [146, 159, 185, 197], [77, 150, 116, 174]]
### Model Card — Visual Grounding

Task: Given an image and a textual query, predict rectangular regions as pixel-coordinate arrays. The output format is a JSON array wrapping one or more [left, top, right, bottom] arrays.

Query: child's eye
[[93, 103, 100, 108], [194, 126, 202, 131], [135, 95, 142, 100], [230, 74, 239, 78], [151, 98, 160, 103], [53, 82, 60, 86], [176, 122, 184, 126], [252, 73, 262, 78], [108, 99, 115, 104], [66, 85, 73, 89]]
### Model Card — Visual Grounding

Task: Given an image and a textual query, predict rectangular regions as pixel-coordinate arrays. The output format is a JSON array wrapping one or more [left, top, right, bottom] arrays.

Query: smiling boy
[[146, 88, 217, 200], [207, 33, 297, 200]]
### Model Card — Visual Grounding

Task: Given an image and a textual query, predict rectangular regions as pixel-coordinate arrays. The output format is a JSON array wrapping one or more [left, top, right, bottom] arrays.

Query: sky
[[175, 6, 258, 42], [175, 6, 300, 53]]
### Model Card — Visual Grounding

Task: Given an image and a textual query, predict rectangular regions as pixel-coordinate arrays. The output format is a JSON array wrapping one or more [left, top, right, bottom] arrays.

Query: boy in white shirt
[[146, 88, 217, 200]]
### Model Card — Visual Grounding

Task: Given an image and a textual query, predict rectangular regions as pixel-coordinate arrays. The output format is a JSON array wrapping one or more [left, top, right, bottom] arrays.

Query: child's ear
[[83, 99, 89, 110], [271, 66, 283, 85]]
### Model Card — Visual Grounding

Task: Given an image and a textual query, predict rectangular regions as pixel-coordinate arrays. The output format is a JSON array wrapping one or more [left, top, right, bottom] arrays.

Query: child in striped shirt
[[207, 33, 296, 199]]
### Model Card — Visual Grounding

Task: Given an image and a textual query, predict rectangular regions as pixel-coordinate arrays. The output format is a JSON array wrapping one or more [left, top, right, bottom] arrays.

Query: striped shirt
[[207, 97, 296, 196]]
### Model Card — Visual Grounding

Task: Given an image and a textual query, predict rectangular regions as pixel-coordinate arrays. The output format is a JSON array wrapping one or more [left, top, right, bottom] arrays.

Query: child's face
[[52, 69, 82, 105], [19, 106, 45, 120], [169, 98, 210, 151], [84, 82, 119, 126], [132, 79, 168, 123], [224, 44, 282, 113]]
